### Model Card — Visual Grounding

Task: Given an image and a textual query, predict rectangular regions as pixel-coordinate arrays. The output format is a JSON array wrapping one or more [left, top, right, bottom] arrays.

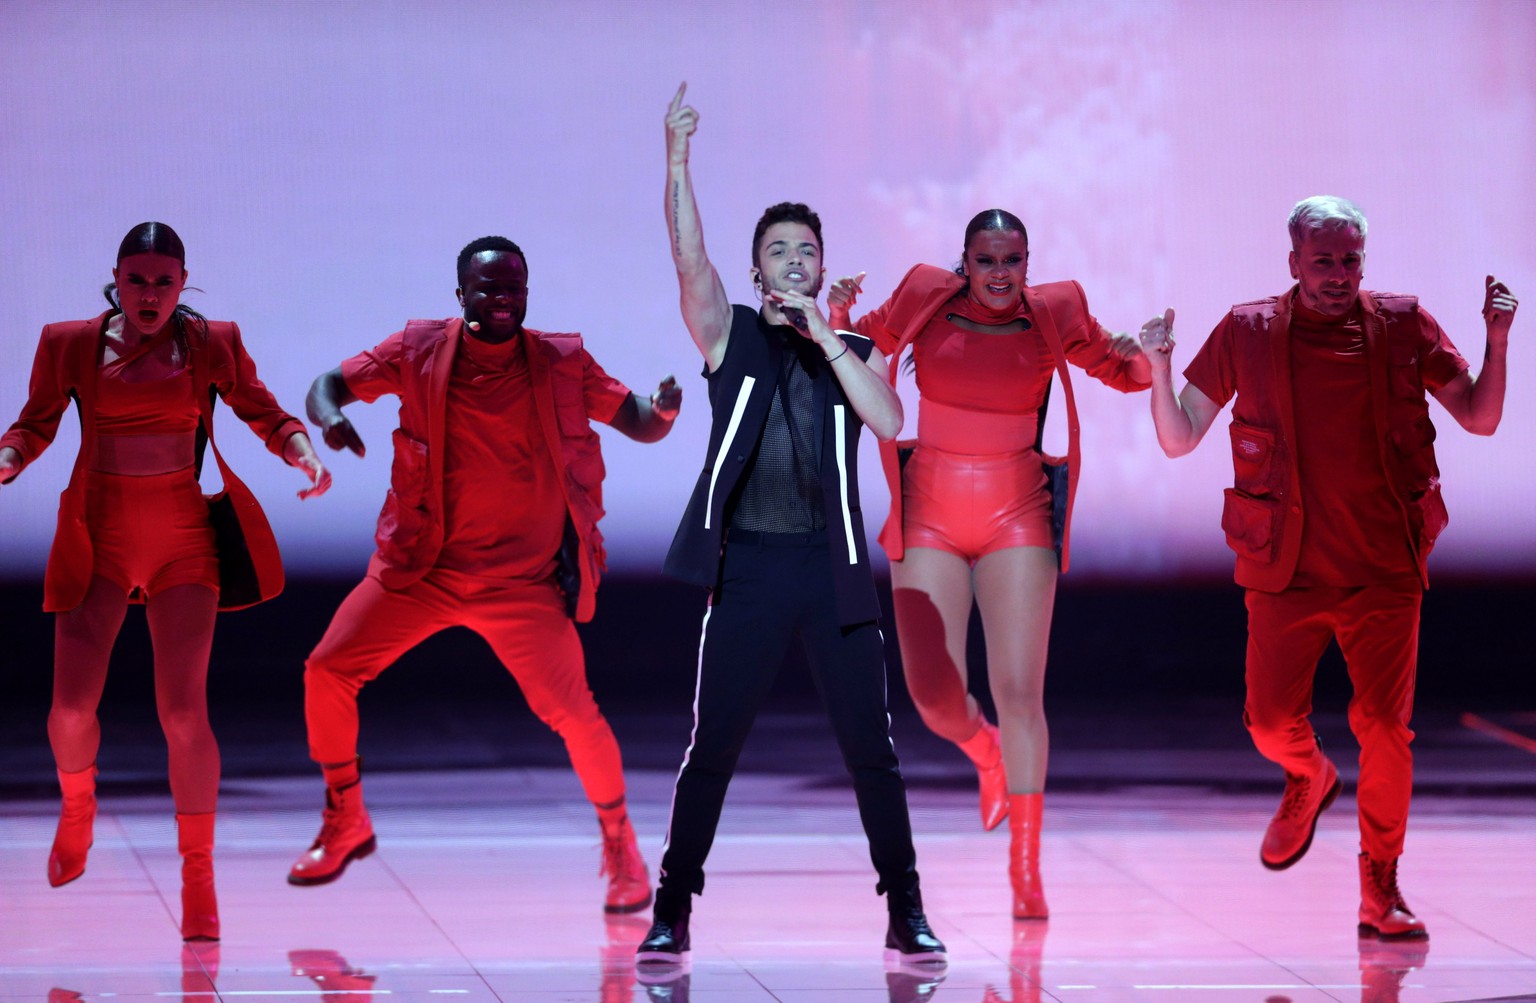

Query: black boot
[[885, 883, 947, 965], [636, 888, 691, 966]]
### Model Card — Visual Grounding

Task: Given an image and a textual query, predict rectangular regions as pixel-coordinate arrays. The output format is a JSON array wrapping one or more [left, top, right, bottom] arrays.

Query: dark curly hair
[[751, 202, 823, 270], [457, 235, 527, 286]]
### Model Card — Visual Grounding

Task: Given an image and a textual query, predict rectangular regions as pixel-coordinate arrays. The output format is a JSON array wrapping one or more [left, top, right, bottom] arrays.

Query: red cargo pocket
[[1228, 420, 1278, 496], [1413, 480, 1448, 553], [1221, 488, 1277, 563], [375, 430, 432, 565], [1388, 413, 1440, 484]]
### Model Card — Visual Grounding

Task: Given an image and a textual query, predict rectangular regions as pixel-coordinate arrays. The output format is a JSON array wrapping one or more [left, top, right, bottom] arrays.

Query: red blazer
[[1, 311, 304, 612], [848, 264, 1148, 570]]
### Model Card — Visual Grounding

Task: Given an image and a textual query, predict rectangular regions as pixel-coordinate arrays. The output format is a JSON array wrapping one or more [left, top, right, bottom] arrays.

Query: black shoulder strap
[[190, 324, 222, 482], [1035, 376, 1052, 452]]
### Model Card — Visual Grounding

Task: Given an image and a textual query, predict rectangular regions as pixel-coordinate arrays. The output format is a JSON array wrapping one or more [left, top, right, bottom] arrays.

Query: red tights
[[49, 575, 221, 813]]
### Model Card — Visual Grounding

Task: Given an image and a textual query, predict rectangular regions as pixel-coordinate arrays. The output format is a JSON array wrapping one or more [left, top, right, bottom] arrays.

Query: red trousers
[[303, 568, 625, 806], [1243, 579, 1421, 860]]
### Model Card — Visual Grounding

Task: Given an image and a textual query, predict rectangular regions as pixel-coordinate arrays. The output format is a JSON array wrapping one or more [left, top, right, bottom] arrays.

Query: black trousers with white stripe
[[657, 529, 921, 904]]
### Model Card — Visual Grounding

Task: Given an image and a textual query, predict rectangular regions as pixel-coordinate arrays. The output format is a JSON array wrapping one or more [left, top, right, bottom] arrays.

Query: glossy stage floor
[[4, 705, 1535, 1003]]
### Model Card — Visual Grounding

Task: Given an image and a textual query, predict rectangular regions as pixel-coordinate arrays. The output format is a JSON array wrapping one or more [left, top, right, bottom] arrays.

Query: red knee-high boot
[[1008, 793, 1048, 920], [48, 765, 98, 887], [177, 812, 219, 942], [957, 721, 1009, 831]]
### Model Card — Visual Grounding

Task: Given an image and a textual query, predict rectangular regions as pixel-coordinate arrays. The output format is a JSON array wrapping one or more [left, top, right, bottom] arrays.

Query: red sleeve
[[0, 323, 73, 478], [853, 294, 903, 357], [1413, 305, 1470, 392], [851, 264, 949, 358], [212, 322, 307, 456], [338, 329, 407, 404], [581, 348, 632, 425], [1183, 312, 1239, 408], [1058, 282, 1150, 392]]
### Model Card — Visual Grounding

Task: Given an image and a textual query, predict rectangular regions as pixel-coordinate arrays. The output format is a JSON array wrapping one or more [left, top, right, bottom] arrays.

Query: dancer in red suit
[[0, 221, 329, 941], [1140, 195, 1517, 940], [288, 236, 680, 914], [830, 210, 1158, 918]]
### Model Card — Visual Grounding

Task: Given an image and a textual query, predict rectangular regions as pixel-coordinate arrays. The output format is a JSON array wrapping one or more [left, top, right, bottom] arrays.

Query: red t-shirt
[[1285, 300, 1416, 585], [342, 326, 631, 585], [436, 333, 565, 582]]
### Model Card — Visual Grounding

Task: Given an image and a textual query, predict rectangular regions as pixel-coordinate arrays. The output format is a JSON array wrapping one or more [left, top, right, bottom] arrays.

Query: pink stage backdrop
[[3, 1, 1532, 579]]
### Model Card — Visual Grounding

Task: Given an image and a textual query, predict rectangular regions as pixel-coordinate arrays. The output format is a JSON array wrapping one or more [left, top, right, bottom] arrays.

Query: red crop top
[[95, 326, 201, 436], [912, 305, 1055, 416]]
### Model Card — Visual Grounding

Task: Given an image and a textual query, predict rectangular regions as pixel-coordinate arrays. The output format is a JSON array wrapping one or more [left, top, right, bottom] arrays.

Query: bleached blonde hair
[[1287, 196, 1367, 250]]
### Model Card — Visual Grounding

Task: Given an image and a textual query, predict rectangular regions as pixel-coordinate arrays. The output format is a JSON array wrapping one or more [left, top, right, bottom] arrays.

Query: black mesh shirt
[[727, 323, 826, 533]]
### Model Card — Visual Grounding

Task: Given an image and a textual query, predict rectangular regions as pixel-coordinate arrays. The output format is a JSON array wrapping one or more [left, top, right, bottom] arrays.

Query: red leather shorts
[[901, 445, 1053, 562], [86, 468, 219, 599]]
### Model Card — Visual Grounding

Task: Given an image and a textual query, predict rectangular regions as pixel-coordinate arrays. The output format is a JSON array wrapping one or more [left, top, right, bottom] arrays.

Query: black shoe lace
[[893, 905, 936, 942], [642, 918, 683, 948]]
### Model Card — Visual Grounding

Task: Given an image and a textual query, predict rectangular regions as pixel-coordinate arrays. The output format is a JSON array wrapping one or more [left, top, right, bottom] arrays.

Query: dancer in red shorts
[[830, 209, 1161, 918], [0, 221, 330, 941], [288, 236, 680, 914], [1140, 196, 1517, 939]]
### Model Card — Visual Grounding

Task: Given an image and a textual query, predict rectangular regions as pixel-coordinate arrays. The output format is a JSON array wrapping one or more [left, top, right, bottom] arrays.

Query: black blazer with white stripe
[[664, 305, 881, 626]]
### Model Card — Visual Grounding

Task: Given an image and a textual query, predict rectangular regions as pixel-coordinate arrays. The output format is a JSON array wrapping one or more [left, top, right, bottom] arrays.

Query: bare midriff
[[91, 433, 196, 476]]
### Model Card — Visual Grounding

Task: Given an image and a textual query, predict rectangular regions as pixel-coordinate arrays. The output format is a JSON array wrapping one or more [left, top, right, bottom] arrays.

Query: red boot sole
[[605, 889, 654, 915], [1357, 922, 1429, 941]]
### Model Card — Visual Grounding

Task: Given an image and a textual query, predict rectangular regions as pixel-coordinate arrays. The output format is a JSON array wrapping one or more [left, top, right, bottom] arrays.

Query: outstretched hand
[[666, 82, 697, 167], [827, 273, 865, 312], [294, 453, 332, 500], [1137, 308, 1177, 371], [827, 272, 865, 330], [0, 445, 20, 488], [1483, 275, 1518, 340], [284, 432, 333, 500], [651, 374, 682, 420], [320, 414, 366, 458]]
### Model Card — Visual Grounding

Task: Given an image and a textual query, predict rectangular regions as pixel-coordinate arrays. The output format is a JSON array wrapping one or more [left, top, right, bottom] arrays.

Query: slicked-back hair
[[751, 202, 823, 270], [1287, 196, 1368, 251], [102, 221, 207, 337], [116, 221, 186, 265], [956, 208, 1029, 276], [457, 236, 527, 286]]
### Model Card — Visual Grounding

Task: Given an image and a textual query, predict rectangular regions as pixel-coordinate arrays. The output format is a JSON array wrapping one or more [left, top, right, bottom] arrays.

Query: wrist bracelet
[[825, 345, 849, 363]]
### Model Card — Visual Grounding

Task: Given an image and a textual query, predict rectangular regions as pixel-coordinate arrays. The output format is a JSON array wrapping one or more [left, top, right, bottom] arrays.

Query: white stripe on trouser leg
[[660, 603, 712, 860]]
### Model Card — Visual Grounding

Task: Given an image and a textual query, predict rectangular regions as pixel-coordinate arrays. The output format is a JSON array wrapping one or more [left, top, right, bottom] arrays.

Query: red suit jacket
[[1, 311, 303, 611], [849, 264, 1148, 570]]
